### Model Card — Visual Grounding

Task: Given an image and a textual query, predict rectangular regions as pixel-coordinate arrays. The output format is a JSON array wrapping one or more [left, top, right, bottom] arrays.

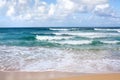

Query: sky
[[0, 0, 120, 27]]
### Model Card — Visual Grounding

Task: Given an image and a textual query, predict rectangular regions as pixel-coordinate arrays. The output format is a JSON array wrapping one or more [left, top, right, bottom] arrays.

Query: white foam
[[54, 32, 120, 38], [22, 59, 120, 73], [52, 40, 91, 45], [1, 46, 120, 73], [67, 59, 120, 73], [36, 35, 71, 40], [101, 40, 120, 44], [95, 28, 120, 32], [54, 33, 64, 36], [94, 28, 112, 31], [49, 28, 69, 31], [54, 32, 96, 36], [117, 30, 120, 33]]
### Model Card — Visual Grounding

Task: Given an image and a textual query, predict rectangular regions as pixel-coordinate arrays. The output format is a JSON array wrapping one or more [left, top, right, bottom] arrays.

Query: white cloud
[[19, 0, 28, 4], [81, 0, 108, 5], [58, 0, 74, 10], [6, 6, 15, 17], [0, 0, 6, 8], [95, 4, 109, 10], [94, 3, 117, 18], [0, 0, 118, 22], [48, 4, 55, 16]]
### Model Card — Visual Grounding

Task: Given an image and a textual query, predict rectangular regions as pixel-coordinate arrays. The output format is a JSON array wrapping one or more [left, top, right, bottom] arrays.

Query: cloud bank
[[0, 0, 120, 27]]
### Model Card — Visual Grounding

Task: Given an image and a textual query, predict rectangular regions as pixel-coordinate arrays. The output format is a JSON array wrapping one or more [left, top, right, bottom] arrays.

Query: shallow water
[[0, 46, 120, 72], [0, 27, 120, 72]]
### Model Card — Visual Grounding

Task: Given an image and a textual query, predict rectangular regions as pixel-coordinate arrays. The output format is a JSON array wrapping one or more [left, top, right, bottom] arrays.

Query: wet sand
[[0, 71, 80, 80], [55, 73, 120, 80], [0, 71, 120, 80]]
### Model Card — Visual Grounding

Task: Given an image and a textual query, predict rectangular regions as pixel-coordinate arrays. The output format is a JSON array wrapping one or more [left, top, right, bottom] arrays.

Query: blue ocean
[[0, 27, 120, 72]]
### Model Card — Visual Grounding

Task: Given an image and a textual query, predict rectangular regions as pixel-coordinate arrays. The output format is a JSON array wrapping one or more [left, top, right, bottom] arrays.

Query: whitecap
[[49, 28, 69, 31], [117, 30, 120, 33], [54, 32, 120, 38], [94, 28, 120, 33], [94, 28, 113, 31], [52, 40, 92, 45], [101, 40, 120, 44], [36, 35, 72, 40]]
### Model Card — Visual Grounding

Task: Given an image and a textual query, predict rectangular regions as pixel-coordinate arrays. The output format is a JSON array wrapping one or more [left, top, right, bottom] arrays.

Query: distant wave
[[32, 32, 55, 36], [49, 28, 69, 31], [36, 35, 72, 41], [94, 28, 120, 33], [54, 32, 98, 36]]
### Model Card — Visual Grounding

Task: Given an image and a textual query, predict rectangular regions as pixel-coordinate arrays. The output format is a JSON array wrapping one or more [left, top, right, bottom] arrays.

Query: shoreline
[[0, 71, 120, 80], [55, 73, 120, 80], [0, 71, 80, 80]]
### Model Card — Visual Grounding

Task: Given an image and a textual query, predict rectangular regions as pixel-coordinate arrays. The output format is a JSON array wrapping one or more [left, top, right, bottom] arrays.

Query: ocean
[[0, 27, 120, 73]]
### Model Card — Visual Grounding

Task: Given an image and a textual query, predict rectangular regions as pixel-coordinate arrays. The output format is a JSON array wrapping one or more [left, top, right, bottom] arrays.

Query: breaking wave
[[36, 35, 72, 41], [49, 28, 69, 31], [0, 46, 120, 72], [53, 32, 120, 38], [94, 28, 120, 33], [53, 40, 92, 45], [52, 40, 120, 45]]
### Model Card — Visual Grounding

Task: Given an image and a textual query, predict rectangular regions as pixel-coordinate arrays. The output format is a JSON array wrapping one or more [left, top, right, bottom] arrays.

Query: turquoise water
[[0, 27, 120, 49], [0, 27, 120, 72]]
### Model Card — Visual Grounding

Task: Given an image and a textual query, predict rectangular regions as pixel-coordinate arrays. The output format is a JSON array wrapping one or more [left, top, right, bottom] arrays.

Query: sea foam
[[49, 28, 69, 31], [0, 46, 120, 72], [52, 40, 92, 45], [54, 32, 119, 38], [36, 35, 72, 40], [101, 40, 120, 44], [94, 28, 120, 33]]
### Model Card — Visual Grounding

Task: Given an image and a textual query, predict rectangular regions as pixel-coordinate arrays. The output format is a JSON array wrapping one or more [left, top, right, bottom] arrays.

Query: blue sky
[[0, 0, 120, 27]]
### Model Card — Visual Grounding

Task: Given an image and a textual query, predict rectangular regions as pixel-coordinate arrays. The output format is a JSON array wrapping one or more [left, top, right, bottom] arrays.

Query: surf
[[36, 35, 72, 41]]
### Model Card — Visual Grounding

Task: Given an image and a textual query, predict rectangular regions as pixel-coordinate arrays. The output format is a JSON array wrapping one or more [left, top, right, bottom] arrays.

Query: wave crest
[[53, 40, 91, 45], [36, 35, 72, 41], [94, 28, 120, 33], [49, 28, 69, 31]]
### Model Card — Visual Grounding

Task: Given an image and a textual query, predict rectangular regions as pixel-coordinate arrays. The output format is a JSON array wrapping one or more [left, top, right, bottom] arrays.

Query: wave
[[1, 46, 120, 72], [54, 32, 97, 36], [49, 28, 69, 31], [54, 32, 120, 38], [52, 40, 120, 45], [117, 30, 120, 33], [101, 40, 120, 44], [52, 40, 92, 45], [91, 40, 119, 45], [36, 35, 72, 41], [94, 28, 120, 33], [91, 40, 103, 45], [32, 32, 55, 36]]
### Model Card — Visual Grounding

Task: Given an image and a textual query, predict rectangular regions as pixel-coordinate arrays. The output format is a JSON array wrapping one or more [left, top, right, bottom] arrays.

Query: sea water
[[0, 27, 120, 73]]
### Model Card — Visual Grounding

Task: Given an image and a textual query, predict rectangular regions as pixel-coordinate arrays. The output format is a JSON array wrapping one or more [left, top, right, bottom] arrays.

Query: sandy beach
[[0, 71, 80, 80], [0, 71, 120, 80], [55, 73, 120, 80]]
